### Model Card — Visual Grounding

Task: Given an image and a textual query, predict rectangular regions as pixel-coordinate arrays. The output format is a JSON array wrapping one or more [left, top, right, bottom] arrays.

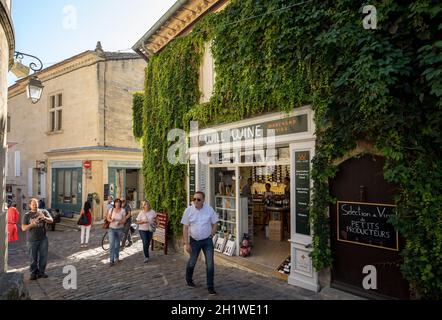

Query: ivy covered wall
[[135, 0, 441, 298]]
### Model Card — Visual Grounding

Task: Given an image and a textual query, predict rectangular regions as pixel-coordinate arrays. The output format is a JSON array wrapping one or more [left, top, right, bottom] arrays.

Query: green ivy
[[132, 92, 144, 139], [136, 0, 442, 298]]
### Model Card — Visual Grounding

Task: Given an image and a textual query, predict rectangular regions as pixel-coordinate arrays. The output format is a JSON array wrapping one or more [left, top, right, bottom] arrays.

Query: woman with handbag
[[79, 201, 93, 248], [135, 200, 157, 263], [106, 198, 126, 266]]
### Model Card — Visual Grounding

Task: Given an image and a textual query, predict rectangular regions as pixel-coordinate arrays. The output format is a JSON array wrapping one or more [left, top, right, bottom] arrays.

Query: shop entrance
[[210, 162, 291, 271], [108, 168, 141, 209], [329, 154, 409, 299], [240, 165, 291, 270]]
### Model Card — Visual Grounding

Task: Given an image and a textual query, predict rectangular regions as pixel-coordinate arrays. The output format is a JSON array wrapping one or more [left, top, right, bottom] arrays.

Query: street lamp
[[26, 76, 44, 104], [13, 51, 44, 104]]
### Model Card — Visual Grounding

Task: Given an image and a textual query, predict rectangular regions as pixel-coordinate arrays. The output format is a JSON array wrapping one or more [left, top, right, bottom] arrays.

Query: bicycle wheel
[[102, 232, 109, 251]]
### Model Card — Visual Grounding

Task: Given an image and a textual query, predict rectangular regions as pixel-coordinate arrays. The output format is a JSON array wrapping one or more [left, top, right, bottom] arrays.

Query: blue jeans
[[109, 228, 123, 263], [139, 230, 153, 259], [27, 237, 49, 276], [186, 237, 215, 289]]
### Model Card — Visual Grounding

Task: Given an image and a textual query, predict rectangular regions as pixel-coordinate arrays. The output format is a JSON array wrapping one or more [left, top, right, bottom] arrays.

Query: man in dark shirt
[[22, 198, 53, 280]]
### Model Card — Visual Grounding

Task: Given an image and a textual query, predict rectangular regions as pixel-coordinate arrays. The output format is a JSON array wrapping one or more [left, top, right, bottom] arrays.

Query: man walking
[[22, 198, 53, 280], [181, 191, 219, 295]]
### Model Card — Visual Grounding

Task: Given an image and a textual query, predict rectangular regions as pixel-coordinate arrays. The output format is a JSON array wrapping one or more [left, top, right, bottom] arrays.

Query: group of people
[[19, 190, 220, 295], [104, 196, 157, 266]]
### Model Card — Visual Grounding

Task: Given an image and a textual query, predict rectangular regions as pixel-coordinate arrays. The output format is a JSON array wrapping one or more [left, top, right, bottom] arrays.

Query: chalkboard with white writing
[[337, 201, 398, 251]]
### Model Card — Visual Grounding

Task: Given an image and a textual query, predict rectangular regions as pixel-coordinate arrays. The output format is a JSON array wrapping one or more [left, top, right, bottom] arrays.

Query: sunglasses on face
[[193, 198, 203, 202]]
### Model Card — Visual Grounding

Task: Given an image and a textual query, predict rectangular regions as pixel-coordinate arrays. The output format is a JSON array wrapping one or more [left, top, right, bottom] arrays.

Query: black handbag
[[77, 212, 89, 226]]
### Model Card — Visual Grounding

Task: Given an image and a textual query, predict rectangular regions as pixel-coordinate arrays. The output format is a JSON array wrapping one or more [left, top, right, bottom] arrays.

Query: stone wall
[[101, 58, 146, 148]]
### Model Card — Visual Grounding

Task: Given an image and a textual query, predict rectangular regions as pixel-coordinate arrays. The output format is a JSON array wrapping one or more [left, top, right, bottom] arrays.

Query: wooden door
[[329, 154, 409, 299]]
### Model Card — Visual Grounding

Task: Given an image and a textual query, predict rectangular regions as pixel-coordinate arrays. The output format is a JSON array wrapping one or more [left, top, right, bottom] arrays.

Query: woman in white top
[[136, 201, 157, 263], [106, 198, 126, 266]]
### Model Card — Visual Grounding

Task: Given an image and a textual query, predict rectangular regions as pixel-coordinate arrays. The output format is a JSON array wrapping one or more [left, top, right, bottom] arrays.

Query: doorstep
[[214, 253, 280, 280]]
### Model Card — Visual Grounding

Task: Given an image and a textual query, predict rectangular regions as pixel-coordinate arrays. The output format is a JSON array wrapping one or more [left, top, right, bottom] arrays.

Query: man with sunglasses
[[181, 191, 219, 295]]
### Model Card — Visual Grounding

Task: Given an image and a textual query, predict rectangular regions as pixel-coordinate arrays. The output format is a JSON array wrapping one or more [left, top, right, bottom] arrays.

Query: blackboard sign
[[337, 201, 398, 251], [189, 163, 196, 204], [151, 213, 169, 255], [295, 151, 311, 235]]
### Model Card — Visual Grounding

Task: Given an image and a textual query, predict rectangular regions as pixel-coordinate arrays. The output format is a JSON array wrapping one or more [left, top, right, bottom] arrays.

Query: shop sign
[[197, 114, 308, 147], [295, 151, 311, 235], [337, 201, 398, 251]]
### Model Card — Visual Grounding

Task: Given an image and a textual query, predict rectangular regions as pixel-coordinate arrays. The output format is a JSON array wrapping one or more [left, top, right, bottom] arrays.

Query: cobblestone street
[[7, 227, 356, 300]]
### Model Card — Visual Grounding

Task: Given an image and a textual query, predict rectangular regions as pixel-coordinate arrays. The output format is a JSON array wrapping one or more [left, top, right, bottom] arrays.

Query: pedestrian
[[80, 201, 93, 248], [21, 198, 54, 280], [7, 202, 20, 243], [135, 200, 157, 263], [106, 195, 114, 212], [106, 198, 126, 266], [120, 197, 132, 250], [181, 191, 219, 295]]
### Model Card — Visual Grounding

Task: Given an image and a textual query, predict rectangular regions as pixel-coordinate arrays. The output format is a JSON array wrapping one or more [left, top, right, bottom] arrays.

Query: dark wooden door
[[329, 154, 409, 299]]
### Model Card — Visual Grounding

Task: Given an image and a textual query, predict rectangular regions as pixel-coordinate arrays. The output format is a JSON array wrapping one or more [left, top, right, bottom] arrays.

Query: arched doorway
[[329, 154, 409, 299]]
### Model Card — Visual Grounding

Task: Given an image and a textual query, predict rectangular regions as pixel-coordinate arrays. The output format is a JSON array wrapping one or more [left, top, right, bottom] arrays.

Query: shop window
[[49, 93, 63, 132]]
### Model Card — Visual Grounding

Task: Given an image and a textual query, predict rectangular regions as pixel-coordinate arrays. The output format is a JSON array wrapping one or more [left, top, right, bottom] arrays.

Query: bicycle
[[102, 223, 138, 251]]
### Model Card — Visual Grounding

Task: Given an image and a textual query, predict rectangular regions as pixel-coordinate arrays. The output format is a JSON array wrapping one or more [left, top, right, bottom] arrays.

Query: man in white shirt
[[181, 191, 219, 295]]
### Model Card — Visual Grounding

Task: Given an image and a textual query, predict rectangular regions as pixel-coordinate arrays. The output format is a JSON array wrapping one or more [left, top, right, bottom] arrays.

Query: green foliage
[[132, 92, 144, 139], [139, 35, 204, 237], [137, 0, 442, 298]]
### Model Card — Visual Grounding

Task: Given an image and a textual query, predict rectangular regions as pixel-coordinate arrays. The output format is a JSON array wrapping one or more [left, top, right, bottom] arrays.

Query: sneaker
[[187, 281, 196, 288], [30, 274, 38, 281], [208, 288, 217, 295], [110, 262, 115, 267], [38, 273, 48, 279], [144, 258, 149, 263]]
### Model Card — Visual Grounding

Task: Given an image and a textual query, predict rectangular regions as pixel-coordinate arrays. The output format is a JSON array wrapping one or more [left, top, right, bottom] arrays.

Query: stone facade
[[0, 0, 14, 273], [6, 44, 146, 221]]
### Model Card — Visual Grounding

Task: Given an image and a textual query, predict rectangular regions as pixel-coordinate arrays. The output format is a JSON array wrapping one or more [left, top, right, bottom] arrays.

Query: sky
[[8, 0, 177, 85]]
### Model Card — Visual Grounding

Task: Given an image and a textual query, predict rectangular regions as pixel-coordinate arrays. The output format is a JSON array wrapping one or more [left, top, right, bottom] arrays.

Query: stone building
[[6, 42, 146, 221], [0, 0, 14, 273]]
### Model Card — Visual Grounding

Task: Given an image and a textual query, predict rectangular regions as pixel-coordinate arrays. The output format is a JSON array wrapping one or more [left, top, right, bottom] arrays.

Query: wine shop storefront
[[188, 106, 320, 292]]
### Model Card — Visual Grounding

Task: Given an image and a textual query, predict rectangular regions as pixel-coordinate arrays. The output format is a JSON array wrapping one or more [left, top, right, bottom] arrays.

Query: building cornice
[[8, 49, 142, 98], [45, 146, 142, 156], [0, 0, 15, 68], [133, 0, 228, 60], [8, 51, 99, 98]]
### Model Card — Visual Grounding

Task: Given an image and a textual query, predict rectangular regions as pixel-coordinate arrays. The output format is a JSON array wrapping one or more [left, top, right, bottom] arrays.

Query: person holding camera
[[22, 198, 53, 280]]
